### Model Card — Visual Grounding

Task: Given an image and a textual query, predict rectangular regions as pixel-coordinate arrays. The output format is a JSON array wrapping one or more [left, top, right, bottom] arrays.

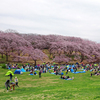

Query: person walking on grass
[[39, 71, 41, 78]]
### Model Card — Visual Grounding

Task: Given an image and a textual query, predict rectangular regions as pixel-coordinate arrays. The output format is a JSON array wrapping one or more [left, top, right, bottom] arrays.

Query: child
[[15, 76, 19, 87]]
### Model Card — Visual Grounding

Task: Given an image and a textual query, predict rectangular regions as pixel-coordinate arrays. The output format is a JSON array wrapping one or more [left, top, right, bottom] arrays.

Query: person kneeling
[[10, 82, 16, 90]]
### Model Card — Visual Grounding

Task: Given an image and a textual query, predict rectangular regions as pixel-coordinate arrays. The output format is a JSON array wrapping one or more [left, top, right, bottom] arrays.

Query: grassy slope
[[0, 68, 100, 100]]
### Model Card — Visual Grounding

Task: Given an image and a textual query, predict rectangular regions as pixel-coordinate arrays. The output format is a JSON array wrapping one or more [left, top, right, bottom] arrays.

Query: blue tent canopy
[[14, 69, 22, 74]]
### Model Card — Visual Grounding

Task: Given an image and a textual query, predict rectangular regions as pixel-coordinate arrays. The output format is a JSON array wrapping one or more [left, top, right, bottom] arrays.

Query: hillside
[[0, 32, 100, 65]]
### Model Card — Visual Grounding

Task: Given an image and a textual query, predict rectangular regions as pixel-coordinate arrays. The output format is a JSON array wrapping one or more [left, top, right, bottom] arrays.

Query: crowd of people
[[5, 62, 100, 92]]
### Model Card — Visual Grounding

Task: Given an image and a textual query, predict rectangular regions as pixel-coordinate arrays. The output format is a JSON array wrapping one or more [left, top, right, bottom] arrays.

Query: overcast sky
[[0, 0, 100, 43]]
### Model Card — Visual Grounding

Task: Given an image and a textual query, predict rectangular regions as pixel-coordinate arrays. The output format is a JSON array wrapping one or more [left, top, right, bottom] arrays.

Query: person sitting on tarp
[[61, 75, 69, 79], [49, 70, 51, 73], [94, 71, 97, 75], [74, 68, 77, 72], [95, 71, 100, 76], [66, 76, 74, 80], [61, 75, 73, 80], [60, 75, 66, 79], [63, 76, 66, 79], [30, 70, 33, 74], [66, 76, 70, 79]]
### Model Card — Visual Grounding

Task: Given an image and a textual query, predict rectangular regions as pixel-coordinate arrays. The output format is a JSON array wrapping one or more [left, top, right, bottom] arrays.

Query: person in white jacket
[[15, 76, 19, 87]]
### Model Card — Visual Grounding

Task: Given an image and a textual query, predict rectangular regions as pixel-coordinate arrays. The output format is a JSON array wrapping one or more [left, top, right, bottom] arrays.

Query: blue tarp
[[50, 72, 63, 75], [30, 73, 33, 75], [60, 78, 72, 80], [61, 72, 64, 75], [69, 65, 71, 67], [50, 73, 55, 74], [71, 69, 74, 72], [34, 69, 37, 71], [21, 68, 26, 72], [70, 68, 86, 74], [72, 65, 75, 68], [51, 66, 54, 68], [72, 71, 86, 74]]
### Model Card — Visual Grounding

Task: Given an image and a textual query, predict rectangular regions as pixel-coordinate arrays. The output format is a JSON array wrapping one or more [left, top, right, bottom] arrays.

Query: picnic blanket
[[72, 71, 86, 74], [60, 78, 72, 80]]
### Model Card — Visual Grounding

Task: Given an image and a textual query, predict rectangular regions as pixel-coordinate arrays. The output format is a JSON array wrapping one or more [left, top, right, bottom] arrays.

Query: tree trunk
[[34, 60, 37, 66], [80, 54, 84, 62], [6, 53, 8, 61], [18, 52, 21, 62], [1, 53, 3, 58], [12, 48, 14, 52]]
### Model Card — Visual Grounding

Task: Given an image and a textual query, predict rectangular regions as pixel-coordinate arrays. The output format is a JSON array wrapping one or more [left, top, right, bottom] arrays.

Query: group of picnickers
[[4, 62, 100, 91], [90, 67, 100, 76]]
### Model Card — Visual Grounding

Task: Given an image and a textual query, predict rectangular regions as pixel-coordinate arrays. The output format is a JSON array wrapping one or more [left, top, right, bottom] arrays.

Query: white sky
[[0, 0, 100, 43]]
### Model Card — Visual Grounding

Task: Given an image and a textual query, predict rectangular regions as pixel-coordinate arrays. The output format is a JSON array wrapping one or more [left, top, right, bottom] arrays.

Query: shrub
[[2, 64, 7, 69]]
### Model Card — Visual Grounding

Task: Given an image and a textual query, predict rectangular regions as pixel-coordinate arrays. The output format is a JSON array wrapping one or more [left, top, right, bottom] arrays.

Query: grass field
[[0, 67, 100, 100]]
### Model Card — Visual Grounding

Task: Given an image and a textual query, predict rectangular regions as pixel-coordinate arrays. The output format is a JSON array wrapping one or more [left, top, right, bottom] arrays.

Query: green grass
[[0, 68, 100, 100]]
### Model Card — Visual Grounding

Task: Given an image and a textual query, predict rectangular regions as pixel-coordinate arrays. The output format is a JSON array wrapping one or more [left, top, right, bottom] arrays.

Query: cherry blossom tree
[[22, 47, 48, 66], [0, 31, 31, 61], [1, 29, 100, 64]]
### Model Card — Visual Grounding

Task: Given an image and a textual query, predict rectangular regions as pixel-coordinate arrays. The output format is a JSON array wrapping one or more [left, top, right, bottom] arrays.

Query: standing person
[[66, 69, 68, 74], [39, 71, 41, 78], [10, 73, 13, 81], [5, 79, 10, 91], [91, 73, 92, 77], [15, 76, 19, 87]]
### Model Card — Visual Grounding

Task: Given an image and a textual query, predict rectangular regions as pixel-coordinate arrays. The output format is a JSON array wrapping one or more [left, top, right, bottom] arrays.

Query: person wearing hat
[[14, 76, 19, 87]]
